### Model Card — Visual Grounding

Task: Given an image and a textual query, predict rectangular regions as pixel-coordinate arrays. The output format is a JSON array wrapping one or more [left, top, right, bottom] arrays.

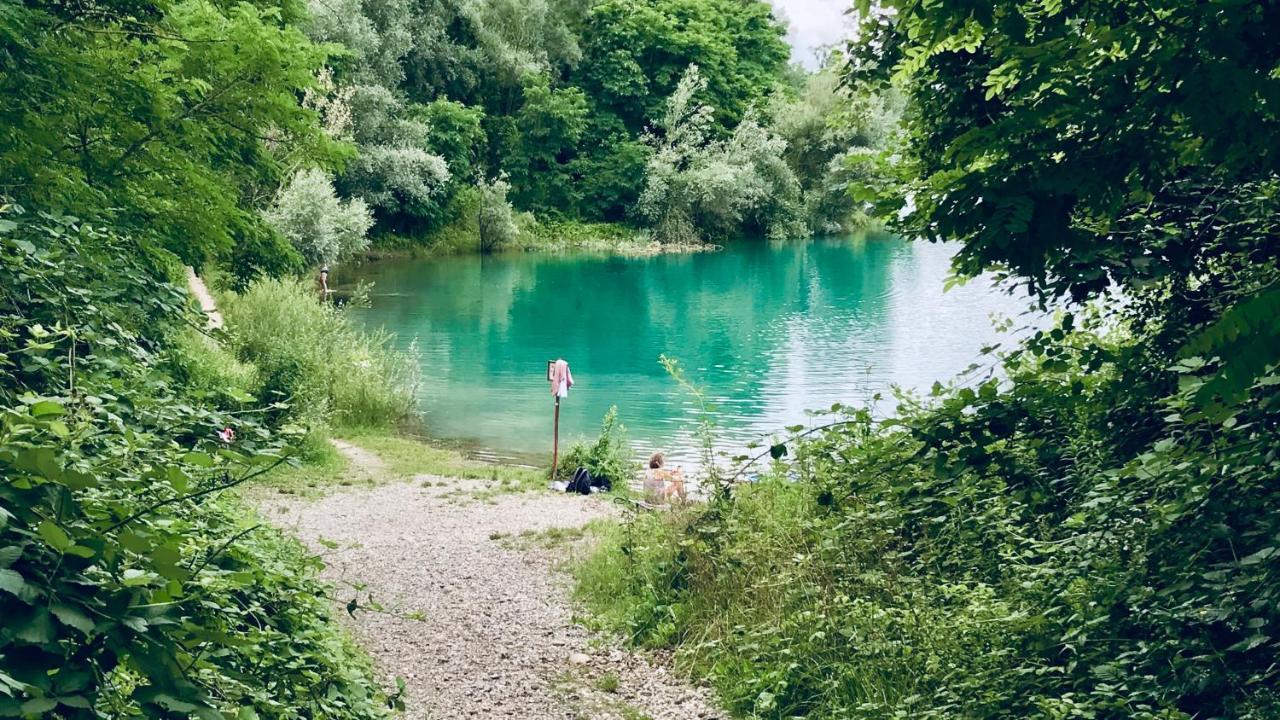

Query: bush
[[638, 65, 806, 244], [477, 176, 519, 253], [263, 168, 374, 267], [169, 327, 259, 405], [0, 209, 390, 719], [221, 277, 418, 431], [558, 406, 636, 487], [576, 309, 1280, 719]]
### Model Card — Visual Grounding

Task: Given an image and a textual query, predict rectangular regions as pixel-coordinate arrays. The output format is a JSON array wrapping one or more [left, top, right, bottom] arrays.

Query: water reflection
[[345, 234, 1027, 467]]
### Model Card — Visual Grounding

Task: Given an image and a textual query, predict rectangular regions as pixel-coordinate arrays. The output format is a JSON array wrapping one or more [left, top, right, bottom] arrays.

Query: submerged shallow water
[[345, 234, 1032, 467]]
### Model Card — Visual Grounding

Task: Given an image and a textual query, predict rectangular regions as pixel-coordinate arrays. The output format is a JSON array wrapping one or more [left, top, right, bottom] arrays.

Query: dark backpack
[[567, 467, 593, 495], [565, 467, 613, 494]]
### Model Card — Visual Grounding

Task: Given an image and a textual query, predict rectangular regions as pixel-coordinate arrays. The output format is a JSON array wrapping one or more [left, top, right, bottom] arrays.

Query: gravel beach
[[260, 442, 725, 720]]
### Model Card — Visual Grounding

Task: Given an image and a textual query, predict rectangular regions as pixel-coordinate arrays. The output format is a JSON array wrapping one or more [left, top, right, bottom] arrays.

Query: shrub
[[558, 406, 636, 487], [0, 209, 390, 719], [169, 327, 259, 405], [221, 278, 418, 431], [477, 176, 519, 253], [263, 168, 374, 267], [576, 309, 1280, 718]]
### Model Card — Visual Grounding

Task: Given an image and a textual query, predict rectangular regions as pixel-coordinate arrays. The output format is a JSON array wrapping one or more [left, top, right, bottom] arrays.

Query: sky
[[769, 0, 855, 69]]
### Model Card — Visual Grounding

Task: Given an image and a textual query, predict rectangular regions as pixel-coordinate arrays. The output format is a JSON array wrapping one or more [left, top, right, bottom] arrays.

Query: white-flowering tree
[[302, 0, 452, 227], [638, 64, 805, 244], [264, 168, 374, 266], [477, 176, 518, 253]]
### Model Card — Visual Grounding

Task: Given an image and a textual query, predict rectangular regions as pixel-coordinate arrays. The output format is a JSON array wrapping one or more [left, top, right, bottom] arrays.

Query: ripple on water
[[344, 234, 1035, 469]]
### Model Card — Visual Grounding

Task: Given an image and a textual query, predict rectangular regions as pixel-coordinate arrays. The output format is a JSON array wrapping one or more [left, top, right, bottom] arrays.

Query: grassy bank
[[253, 430, 544, 498], [368, 216, 716, 260]]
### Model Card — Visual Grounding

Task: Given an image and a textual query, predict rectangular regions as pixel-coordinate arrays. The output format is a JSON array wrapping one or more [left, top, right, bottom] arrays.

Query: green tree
[[0, 0, 342, 266], [575, 0, 789, 133], [638, 65, 804, 243], [506, 74, 588, 214]]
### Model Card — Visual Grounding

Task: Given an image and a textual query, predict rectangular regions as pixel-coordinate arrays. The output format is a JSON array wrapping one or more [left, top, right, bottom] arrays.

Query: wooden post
[[552, 397, 561, 479]]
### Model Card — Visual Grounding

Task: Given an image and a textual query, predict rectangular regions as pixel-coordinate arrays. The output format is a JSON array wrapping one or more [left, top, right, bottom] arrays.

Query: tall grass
[[221, 278, 419, 431]]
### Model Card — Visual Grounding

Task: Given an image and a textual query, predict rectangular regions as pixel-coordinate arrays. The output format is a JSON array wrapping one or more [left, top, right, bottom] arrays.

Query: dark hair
[[648, 452, 665, 470]]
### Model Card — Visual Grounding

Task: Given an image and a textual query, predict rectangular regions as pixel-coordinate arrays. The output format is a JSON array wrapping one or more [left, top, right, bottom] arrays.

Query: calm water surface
[[346, 234, 1030, 467]]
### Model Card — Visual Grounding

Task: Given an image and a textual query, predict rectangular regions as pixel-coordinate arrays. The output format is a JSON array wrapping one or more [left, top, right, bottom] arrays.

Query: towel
[[551, 359, 574, 398]]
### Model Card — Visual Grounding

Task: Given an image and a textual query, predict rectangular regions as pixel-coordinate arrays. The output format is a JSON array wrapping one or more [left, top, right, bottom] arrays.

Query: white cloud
[[769, 0, 855, 69]]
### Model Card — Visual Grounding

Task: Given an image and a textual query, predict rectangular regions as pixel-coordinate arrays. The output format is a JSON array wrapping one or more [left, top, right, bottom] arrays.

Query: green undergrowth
[[246, 430, 546, 500], [573, 308, 1280, 718], [246, 440, 357, 498], [371, 216, 714, 258], [0, 209, 392, 718], [219, 278, 419, 434]]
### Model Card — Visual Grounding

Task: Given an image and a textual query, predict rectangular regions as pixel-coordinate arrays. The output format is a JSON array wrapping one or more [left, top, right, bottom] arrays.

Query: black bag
[[567, 467, 593, 495], [565, 467, 613, 494]]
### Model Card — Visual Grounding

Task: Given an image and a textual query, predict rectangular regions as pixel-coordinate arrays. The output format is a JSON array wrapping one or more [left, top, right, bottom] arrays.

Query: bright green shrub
[[221, 278, 419, 430], [0, 209, 390, 718], [169, 328, 259, 405], [558, 406, 637, 486]]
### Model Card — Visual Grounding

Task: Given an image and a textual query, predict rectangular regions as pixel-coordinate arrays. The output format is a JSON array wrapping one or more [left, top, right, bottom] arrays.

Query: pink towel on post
[[551, 359, 573, 398]]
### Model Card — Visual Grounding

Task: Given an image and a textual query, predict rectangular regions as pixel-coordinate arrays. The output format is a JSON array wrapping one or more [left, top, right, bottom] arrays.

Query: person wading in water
[[317, 266, 330, 301]]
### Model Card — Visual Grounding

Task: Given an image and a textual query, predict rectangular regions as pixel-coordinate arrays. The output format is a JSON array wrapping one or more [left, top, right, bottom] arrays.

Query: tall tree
[[0, 0, 340, 266], [575, 0, 790, 134]]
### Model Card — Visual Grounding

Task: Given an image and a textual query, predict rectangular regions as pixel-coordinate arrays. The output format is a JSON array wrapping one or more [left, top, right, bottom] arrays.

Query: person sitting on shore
[[643, 452, 687, 504]]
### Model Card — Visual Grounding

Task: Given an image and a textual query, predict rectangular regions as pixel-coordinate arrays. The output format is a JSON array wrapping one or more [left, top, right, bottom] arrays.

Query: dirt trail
[[259, 441, 724, 720], [184, 267, 224, 330]]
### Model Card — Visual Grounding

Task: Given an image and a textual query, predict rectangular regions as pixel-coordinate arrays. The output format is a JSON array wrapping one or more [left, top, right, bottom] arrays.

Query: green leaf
[[51, 603, 95, 634], [19, 698, 56, 715], [55, 696, 91, 710], [0, 569, 30, 602], [182, 452, 215, 467], [14, 609, 54, 643], [0, 546, 20, 569], [769, 443, 788, 459], [121, 568, 153, 587], [29, 401, 64, 417], [37, 520, 71, 552]]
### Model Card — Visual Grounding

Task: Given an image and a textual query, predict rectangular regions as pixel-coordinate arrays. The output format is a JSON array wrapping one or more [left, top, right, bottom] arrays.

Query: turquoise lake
[[345, 234, 1032, 468]]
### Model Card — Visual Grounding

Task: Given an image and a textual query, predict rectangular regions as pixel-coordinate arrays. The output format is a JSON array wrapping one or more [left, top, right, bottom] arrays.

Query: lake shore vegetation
[[573, 1, 1280, 718]]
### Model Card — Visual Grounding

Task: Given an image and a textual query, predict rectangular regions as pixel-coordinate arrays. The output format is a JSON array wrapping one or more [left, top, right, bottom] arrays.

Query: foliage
[[293, 0, 844, 240], [577, 2, 1280, 719], [580, 307, 1280, 718], [0, 208, 389, 719], [575, 0, 789, 133], [506, 74, 589, 215], [221, 278, 419, 430], [558, 407, 636, 487], [476, 177, 520, 253], [264, 168, 374, 267], [340, 86, 452, 229], [847, 0, 1280, 397], [0, 0, 344, 266], [638, 66, 805, 244], [766, 62, 902, 232]]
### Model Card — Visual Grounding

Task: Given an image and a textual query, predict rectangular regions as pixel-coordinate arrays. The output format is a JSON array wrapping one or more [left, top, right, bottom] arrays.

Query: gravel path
[[260, 443, 725, 720]]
